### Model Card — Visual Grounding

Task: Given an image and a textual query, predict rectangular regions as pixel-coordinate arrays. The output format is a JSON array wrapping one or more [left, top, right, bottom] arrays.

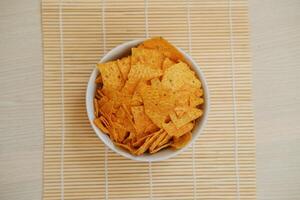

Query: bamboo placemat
[[42, 0, 256, 199]]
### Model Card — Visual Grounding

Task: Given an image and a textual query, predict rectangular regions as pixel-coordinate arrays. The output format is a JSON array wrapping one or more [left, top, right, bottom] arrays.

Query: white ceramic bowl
[[86, 39, 209, 162]]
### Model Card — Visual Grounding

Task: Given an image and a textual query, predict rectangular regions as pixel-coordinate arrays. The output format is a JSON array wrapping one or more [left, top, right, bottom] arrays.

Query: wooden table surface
[[1, 0, 299, 199]]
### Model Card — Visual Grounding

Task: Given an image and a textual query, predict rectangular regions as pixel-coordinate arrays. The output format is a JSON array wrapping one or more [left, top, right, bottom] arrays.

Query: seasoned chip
[[150, 142, 172, 154], [190, 96, 204, 107], [138, 37, 184, 62], [115, 142, 137, 154], [170, 108, 203, 128], [162, 121, 194, 137], [94, 118, 109, 134], [162, 57, 176, 72], [135, 130, 162, 155], [149, 131, 168, 153], [97, 61, 124, 91], [171, 132, 192, 150], [131, 106, 152, 136], [117, 56, 131, 80], [162, 62, 201, 91], [132, 47, 164, 69]]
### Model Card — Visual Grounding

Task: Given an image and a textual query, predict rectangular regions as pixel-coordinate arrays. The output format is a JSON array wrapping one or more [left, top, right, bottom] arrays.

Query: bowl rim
[[86, 38, 210, 162]]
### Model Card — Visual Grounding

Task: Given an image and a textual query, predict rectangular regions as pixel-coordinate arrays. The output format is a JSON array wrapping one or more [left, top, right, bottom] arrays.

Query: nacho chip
[[94, 118, 109, 134], [162, 57, 176, 72], [135, 130, 162, 155], [150, 142, 172, 154], [149, 131, 168, 153], [162, 121, 194, 137], [162, 62, 201, 91], [95, 74, 103, 84], [174, 105, 190, 117], [138, 37, 184, 62], [115, 142, 137, 154], [131, 106, 152, 136], [131, 47, 164, 69], [190, 96, 204, 107], [157, 134, 172, 148], [117, 56, 131, 80], [132, 132, 153, 147], [170, 108, 203, 128], [171, 132, 192, 150], [128, 62, 163, 81], [97, 61, 124, 91]]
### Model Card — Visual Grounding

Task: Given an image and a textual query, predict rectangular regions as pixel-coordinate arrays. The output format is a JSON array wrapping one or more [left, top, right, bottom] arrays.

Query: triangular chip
[[162, 62, 201, 91], [138, 37, 184, 62], [131, 106, 152, 136], [149, 131, 168, 153], [150, 142, 172, 154], [135, 130, 162, 155], [170, 108, 203, 128], [170, 132, 192, 150], [162, 121, 194, 137], [97, 61, 124, 91], [117, 56, 131, 80], [131, 47, 164, 69], [162, 57, 176, 72], [189, 95, 204, 107]]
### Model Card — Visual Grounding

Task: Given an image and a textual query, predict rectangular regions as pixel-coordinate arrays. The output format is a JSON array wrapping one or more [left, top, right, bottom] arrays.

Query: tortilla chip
[[149, 131, 168, 153], [162, 121, 194, 137], [131, 106, 152, 136], [115, 142, 137, 154], [117, 56, 131, 80], [162, 62, 201, 91], [170, 108, 203, 128], [171, 132, 192, 150], [162, 57, 176, 72], [95, 75, 103, 84], [131, 47, 164, 69], [94, 118, 110, 134], [150, 142, 172, 154], [138, 37, 184, 62], [190, 96, 204, 107], [97, 61, 124, 91], [135, 130, 162, 155]]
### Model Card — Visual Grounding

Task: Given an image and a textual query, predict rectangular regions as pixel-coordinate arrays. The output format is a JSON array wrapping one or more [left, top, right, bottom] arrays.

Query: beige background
[[0, 0, 299, 199]]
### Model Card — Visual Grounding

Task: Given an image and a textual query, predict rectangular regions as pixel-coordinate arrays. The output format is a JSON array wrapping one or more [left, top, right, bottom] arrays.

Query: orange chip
[[162, 121, 194, 137], [117, 56, 131, 80], [132, 132, 153, 147], [170, 108, 203, 128], [131, 47, 164, 69], [157, 134, 172, 147], [94, 117, 109, 134], [97, 61, 124, 91], [162, 62, 201, 91], [138, 37, 184, 62], [94, 99, 100, 118], [162, 57, 176, 72], [115, 142, 137, 154], [150, 142, 172, 154], [149, 131, 168, 153], [128, 62, 163, 81], [95, 75, 103, 84], [174, 105, 189, 117], [131, 106, 152, 136], [135, 130, 162, 155], [190, 95, 204, 107], [171, 132, 192, 150]]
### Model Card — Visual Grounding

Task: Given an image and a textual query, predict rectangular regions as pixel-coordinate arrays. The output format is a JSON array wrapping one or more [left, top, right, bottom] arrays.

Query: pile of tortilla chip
[[93, 37, 204, 155]]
